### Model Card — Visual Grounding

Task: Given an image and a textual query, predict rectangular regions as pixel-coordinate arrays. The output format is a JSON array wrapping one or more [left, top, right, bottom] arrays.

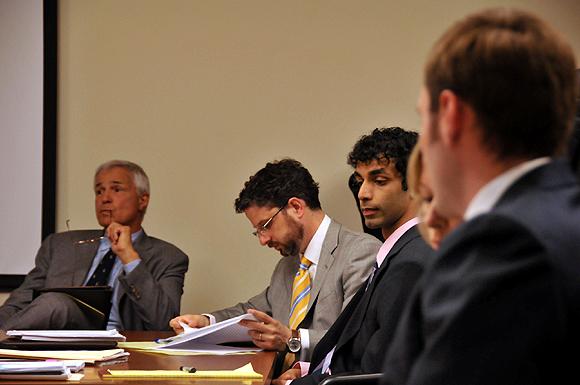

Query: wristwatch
[[287, 329, 301, 353]]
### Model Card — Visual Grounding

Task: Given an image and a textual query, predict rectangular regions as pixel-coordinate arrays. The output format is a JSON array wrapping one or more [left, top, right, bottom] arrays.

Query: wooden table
[[1, 331, 276, 385]]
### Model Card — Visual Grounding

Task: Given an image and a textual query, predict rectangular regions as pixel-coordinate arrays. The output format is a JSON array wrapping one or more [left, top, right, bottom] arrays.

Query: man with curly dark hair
[[348, 127, 417, 235], [275, 127, 431, 385], [171, 159, 381, 363]]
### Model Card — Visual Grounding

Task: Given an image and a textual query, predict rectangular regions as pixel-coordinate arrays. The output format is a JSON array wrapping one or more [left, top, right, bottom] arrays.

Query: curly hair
[[234, 158, 322, 212], [347, 127, 418, 191]]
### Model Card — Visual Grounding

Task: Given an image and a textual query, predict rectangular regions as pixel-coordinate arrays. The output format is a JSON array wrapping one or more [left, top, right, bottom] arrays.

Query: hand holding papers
[[156, 313, 262, 354], [178, 320, 197, 333]]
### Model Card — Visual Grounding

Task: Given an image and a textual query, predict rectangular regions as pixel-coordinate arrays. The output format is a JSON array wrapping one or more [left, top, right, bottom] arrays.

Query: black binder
[[32, 286, 113, 329], [0, 337, 118, 350], [0, 286, 116, 350]]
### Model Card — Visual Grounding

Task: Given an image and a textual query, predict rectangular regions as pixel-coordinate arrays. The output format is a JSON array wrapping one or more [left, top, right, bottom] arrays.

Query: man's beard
[[269, 220, 304, 257]]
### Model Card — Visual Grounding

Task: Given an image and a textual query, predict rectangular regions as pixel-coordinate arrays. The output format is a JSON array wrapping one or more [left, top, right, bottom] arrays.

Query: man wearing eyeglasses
[[170, 158, 381, 361]]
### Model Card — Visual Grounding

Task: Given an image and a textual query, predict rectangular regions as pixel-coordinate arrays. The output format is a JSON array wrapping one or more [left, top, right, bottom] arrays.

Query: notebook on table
[[1, 329, 125, 350]]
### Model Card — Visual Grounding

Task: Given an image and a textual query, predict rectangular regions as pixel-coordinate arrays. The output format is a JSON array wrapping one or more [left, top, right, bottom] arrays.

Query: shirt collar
[[376, 217, 419, 267], [464, 157, 551, 221], [303, 215, 331, 265]]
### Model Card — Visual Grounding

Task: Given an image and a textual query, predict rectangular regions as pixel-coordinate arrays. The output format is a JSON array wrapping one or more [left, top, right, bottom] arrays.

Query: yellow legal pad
[[102, 363, 263, 380]]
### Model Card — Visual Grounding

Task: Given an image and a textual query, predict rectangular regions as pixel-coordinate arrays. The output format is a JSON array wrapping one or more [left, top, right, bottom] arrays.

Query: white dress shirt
[[464, 157, 550, 220]]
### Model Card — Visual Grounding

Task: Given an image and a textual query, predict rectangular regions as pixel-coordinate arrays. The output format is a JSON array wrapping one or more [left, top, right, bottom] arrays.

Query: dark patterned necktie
[[365, 261, 379, 292], [86, 249, 116, 286]]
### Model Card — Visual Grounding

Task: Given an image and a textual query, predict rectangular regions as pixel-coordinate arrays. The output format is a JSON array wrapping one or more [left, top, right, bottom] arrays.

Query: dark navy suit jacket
[[293, 225, 431, 385], [382, 159, 580, 385]]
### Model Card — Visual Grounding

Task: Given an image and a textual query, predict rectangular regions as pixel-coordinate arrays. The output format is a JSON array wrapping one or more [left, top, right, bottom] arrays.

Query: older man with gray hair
[[0, 160, 189, 331]]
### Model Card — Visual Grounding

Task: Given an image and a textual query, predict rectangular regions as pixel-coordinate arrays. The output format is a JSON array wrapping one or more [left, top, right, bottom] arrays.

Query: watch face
[[288, 337, 301, 353]]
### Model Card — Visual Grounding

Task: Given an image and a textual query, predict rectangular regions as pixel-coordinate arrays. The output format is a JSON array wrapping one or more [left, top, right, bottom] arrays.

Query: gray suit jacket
[[211, 220, 381, 358], [0, 229, 189, 331]]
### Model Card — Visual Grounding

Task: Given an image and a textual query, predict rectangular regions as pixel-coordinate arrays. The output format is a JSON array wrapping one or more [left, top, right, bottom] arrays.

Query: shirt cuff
[[123, 259, 141, 274], [202, 313, 216, 324], [297, 361, 310, 377], [298, 328, 310, 360], [285, 361, 309, 385]]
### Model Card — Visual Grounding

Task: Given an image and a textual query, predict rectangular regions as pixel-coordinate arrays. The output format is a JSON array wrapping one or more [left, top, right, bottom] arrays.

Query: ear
[[438, 90, 466, 146], [287, 197, 306, 219], [138, 193, 150, 212]]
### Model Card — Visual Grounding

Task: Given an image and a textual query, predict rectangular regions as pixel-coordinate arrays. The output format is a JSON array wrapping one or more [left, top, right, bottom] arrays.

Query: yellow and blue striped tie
[[289, 255, 312, 329]]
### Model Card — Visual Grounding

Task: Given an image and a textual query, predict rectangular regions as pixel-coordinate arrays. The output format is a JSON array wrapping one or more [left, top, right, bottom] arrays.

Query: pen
[[179, 366, 197, 373]]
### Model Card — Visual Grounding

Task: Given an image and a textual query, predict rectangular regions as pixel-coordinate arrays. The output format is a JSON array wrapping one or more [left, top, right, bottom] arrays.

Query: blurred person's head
[[567, 69, 580, 177], [418, 8, 577, 219], [407, 145, 460, 249]]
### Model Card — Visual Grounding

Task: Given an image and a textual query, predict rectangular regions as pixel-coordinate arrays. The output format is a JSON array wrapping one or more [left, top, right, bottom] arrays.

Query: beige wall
[[57, 0, 580, 316]]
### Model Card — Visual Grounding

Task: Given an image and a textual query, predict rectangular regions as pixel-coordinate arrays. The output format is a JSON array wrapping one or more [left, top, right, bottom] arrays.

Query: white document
[[0, 361, 69, 373], [0, 360, 84, 372], [157, 313, 261, 352], [58, 360, 86, 372], [0, 372, 84, 381], [156, 343, 262, 355], [178, 320, 197, 333], [7, 329, 126, 342], [0, 361, 86, 380], [0, 348, 129, 364]]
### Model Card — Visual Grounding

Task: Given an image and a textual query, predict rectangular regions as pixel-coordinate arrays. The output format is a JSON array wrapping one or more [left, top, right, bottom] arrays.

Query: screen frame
[[0, 0, 57, 290]]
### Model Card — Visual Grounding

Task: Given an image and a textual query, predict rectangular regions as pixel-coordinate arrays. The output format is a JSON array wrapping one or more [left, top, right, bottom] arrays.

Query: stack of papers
[[0, 330, 129, 363], [0, 360, 85, 381], [155, 313, 262, 354], [0, 348, 129, 364], [2, 329, 126, 351], [7, 329, 126, 342]]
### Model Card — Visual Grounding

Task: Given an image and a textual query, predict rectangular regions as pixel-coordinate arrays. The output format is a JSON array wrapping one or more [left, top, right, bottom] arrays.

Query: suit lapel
[[333, 263, 386, 348], [73, 230, 102, 286], [334, 226, 420, 350], [309, 279, 368, 369], [282, 256, 299, 324], [132, 231, 152, 264], [296, 220, 340, 329], [308, 221, 339, 311]]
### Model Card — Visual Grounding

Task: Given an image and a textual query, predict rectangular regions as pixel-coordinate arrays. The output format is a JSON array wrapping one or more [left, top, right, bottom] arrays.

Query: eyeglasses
[[252, 205, 286, 237], [67, 219, 106, 245]]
